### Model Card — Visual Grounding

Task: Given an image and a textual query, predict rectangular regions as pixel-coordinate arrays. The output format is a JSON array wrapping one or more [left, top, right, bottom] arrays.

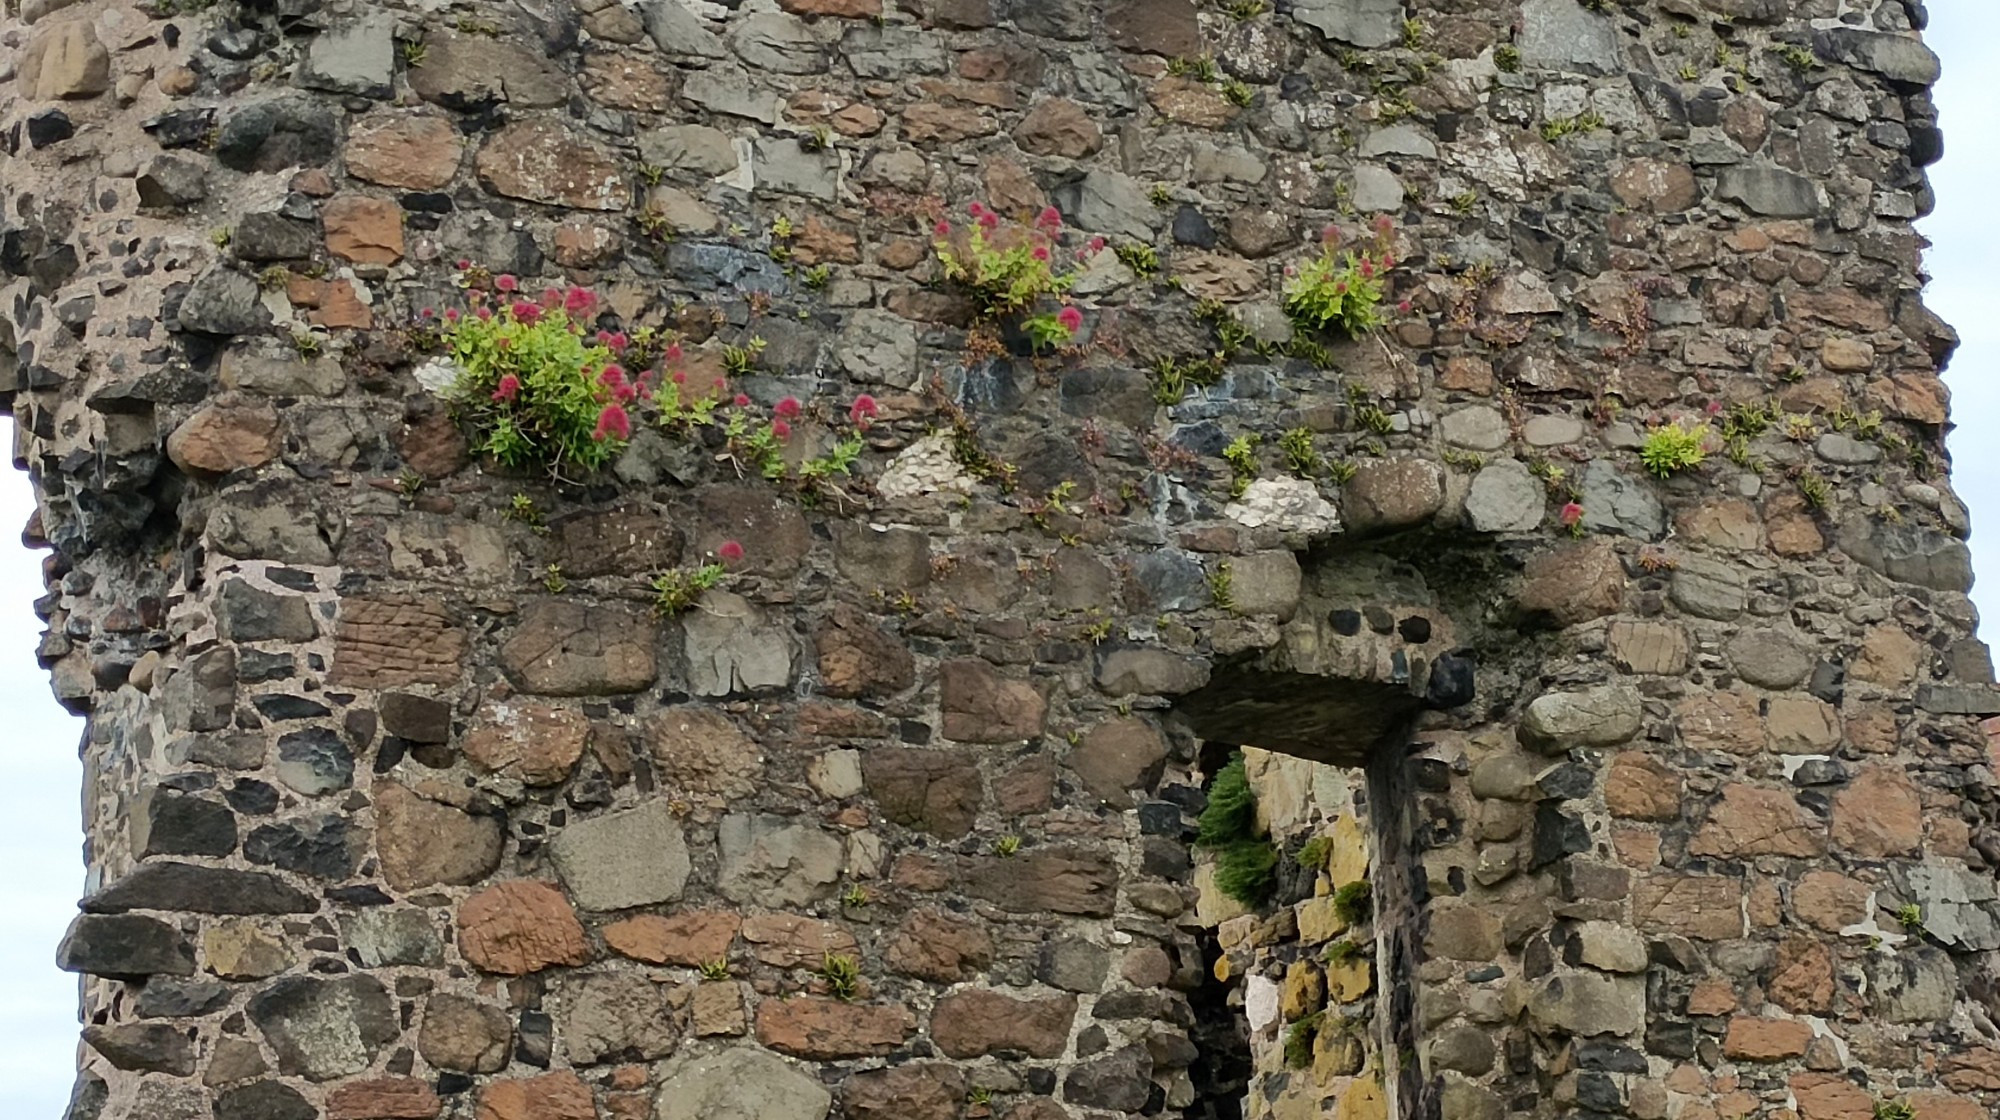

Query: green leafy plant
[[968, 1086, 994, 1106], [993, 835, 1022, 857], [840, 884, 869, 908], [1540, 110, 1606, 142], [1115, 242, 1160, 277], [1639, 419, 1710, 478], [721, 336, 767, 377], [1323, 939, 1362, 965], [1495, 44, 1521, 72], [1297, 835, 1333, 872], [1895, 903, 1925, 933], [1284, 218, 1400, 339], [1284, 1011, 1324, 1069], [1779, 44, 1819, 73], [1208, 561, 1236, 612], [1223, 434, 1260, 497], [442, 276, 634, 476], [1279, 427, 1321, 477], [542, 564, 567, 594], [1218, 0, 1268, 17], [935, 202, 1095, 320], [1333, 880, 1373, 925], [1166, 55, 1220, 82], [1197, 753, 1278, 906], [698, 958, 731, 980], [1348, 384, 1396, 435], [1873, 1101, 1916, 1120], [651, 543, 740, 615], [1401, 17, 1425, 48], [818, 953, 861, 1001], [1220, 78, 1254, 107], [400, 39, 427, 66]]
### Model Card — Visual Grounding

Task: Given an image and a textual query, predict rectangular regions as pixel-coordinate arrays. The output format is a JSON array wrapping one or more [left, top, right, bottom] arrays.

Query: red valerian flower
[[444, 309, 461, 322], [491, 374, 521, 402], [848, 394, 879, 425], [475, 306, 494, 322], [665, 342, 685, 363], [934, 219, 952, 237], [1397, 300, 1413, 314], [718, 540, 745, 563], [1359, 260, 1375, 278], [977, 210, 999, 230], [421, 307, 436, 319], [774, 397, 802, 419], [1374, 214, 1395, 234], [1057, 306, 1083, 332], [1087, 236, 1106, 253], [671, 369, 688, 386], [455, 258, 472, 270], [771, 418, 792, 441], [593, 403, 631, 442], [1559, 502, 1585, 527], [1036, 205, 1062, 230], [1322, 224, 1340, 244], [968, 202, 987, 217], [1032, 246, 1051, 262], [734, 393, 751, 407], [511, 301, 541, 324], [495, 274, 519, 292], [564, 286, 595, 313], [540, 287, 562, 309], [599, 364, 626, 390]]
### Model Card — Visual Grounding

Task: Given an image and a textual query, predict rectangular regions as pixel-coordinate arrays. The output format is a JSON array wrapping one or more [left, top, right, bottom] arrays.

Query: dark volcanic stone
[[82, 1023, 194, 1075], [56, 914, 197, 979], [213, 1080, 317, 1120], [28, 110, 75, 148], [135, 978, 232, 1018], [82, 862, 317, 915], [214, 96, 338, 173], [378, 692, 452, 743], [244, 813, 356, 879], [134, 790, 238, 857], [249, 975, 398, 1080]]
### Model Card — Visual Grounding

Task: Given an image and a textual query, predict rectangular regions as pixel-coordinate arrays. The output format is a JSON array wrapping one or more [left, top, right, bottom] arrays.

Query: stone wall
[[5, 0, 1999, 1118]]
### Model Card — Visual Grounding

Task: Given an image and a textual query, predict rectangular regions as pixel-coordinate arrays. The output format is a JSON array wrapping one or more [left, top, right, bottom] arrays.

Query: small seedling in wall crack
[[818, 953, 862, 1001], [1223, 434, 1259, 497], [542, 564, 567, 594], [698, 958, 731, 980], [1895, 903, 1925, 934], [1208, 562, 1236, 612], [840, 884, 870, 908], [993, 835, 1022, 857], [1873, 1101, 1916, 1120]]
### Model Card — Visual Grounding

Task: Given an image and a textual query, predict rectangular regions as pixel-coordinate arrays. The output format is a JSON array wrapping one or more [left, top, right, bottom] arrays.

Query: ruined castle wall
[[5, 0, 2000, 1118]]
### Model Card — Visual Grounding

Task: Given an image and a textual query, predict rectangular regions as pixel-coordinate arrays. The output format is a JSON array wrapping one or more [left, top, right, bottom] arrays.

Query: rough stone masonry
[[2, 0, 1997, 1118]]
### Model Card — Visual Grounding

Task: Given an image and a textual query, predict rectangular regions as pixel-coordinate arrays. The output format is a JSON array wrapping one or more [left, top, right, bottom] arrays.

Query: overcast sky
[[3, 4, 2000, 1114]]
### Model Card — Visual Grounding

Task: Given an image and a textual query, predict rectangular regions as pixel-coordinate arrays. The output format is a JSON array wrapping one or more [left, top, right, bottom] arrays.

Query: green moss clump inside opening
[[1197, 752, 1278, 906], [1284, 1011, 1324, 1069]]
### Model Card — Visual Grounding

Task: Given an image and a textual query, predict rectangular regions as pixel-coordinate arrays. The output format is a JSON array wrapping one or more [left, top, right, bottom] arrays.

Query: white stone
[[1223, 477, 1341, 538], [1246, 973, 1281, 1033], [876, 433, 976, 502]]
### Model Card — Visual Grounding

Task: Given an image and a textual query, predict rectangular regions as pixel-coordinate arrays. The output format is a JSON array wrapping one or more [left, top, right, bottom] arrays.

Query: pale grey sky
[[4, 4, 2000, 1114]]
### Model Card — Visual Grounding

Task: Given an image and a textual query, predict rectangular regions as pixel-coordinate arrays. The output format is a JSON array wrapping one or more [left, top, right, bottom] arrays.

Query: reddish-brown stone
[[167, 399, 280, 476], [884, 908, 994, 982], [1723, 1017, 1813, 1061], [1515, 539, 1625, 627], [374, 781, 503, 890], [323, 196, 405, 264], [456, 881, 590, 976], [781, 0, 881, 14], [344, 113, 463, 190], [940, 659, 1045, 742], [1014, 98, 1102, 159], [462, 702, 589, 786], [1631, 874, 1743, 940], [1690, 784, 1824, 859], [477, 121, 633, 210], [1829, 766, 1923, 857], [603, 911, 739, 967], [816, 605, 916, 699], [755, 997, 916, 1059], [1790, 1074, 1875, 1120], [742, 913, 859, 969], [328, 1078, 444, 1119], [476, 1072, 596, 1120], [1605, 752, 1681, 821], [1610, 158, 1699, 212], [863, 747, 984, 839], [842, 1063, 966, 1120], [931, 989, 1076, 1058], [1770, 937, 1835, 1014], [1069, 717, 1170, 809], [1791, 871, 1871, 933], [902, 102, 997, 145]]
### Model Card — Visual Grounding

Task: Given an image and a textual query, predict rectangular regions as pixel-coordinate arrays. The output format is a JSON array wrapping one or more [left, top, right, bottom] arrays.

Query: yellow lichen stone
[[1328, 813, 1370, 889], [1328, 956, 1373, 1002], [1296, 896, 1350, 943], [1280, 960, 1326, 1021], [1335, 1074, 1389, 1120]]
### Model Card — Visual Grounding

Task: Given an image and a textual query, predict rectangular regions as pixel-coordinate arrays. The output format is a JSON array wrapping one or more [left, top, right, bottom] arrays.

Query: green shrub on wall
[[1197, 752, 1279, 906]]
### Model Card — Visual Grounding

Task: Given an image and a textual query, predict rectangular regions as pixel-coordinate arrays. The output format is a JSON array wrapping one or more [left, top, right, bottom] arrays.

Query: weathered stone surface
[[1691, 784, 1824, 859], [932, 989, 1077, 1057], [84, 1023, 194, 1075], [1724, 1017, 1812, 1061], [1069, 717, 1170, 809], [885, 909, 994, 982], [1717, 166, 1821, 218], [742, 913, 857, 968], [940, 658, 1046, 741], [965, 847, 1120, 916], [326, 1079, 443, 1120], [344, 112, 464, 190], [1726, 629, 1815, 689], [1516, 0, 1621, 73], [863, 747, 984, 839], [1465, 460, 1545, 532], [653, 1048, 832, 1120], [716, 814, 844, 907], [477, 121, 634, 210], [409, 33, 569, 108], [1516, 539, 1625, 627], [501, 601, 657, 694], [168, 400, 280, 475], [456, 881, 590, 975], [462, 701, 589, 786], [21, 20, 110, 99], [550, 800, 692, 911], [478, 1072, 597, 1120], [58, 914, 196, 979], [816, 605, 916, 698], [1015, 98, 1103, 158], [83, 863, 316, 916], [1829, 766, 1923, 857], [1292, 0, 1402, 49], [1605, 753, 1680, 821], [374, 782, 504, 890], [648, 706, 763, 802], [756, 997, 916, 1059], [332, 597, 466, 687], [562, 971, 683, 1064], [1632, 874, 1744, 940], [249, 975, 397, 1081], [419, 995, 513, 1074], [605, 911, 740, 966], [842, 1062, 965, 1120], [1342, 459, 1446, 534], [1518, 686, 1643, 752], [1528, 970, 1643, 1037]]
